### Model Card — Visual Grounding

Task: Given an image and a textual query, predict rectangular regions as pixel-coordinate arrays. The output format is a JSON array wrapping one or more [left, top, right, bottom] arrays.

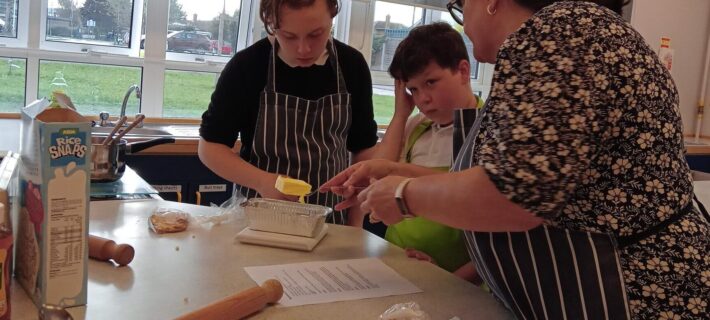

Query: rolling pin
[[175, 279, 283, 320], [88, 234, 135, 266]]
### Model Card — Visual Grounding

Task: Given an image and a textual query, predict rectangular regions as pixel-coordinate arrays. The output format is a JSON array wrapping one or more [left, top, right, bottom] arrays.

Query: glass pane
[[166, 0, 240, 57], [370, 1, 423, 72], [373, 91, 395, 125], [46, 0, 135, 47], [163, 69, 217, 118], [0, 0, 18, 38], [0, 57, 26, 112], [139, 0, 145, 55], [38, 61, 142, 116], [429, 9, 479, 79]]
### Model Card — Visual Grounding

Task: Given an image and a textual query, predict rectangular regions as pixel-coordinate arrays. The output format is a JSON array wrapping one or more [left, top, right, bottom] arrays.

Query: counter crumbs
[[183, 297, 189, 304], [175, 246, 180, 251], [192, 235, 196, 239]]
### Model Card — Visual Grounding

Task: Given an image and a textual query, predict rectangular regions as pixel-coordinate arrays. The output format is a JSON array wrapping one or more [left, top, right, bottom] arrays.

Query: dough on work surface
[[149, 209, 189, 234]]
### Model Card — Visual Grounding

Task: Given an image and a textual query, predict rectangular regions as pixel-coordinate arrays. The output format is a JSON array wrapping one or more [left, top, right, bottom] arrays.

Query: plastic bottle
[[658, 37, 674, 73]]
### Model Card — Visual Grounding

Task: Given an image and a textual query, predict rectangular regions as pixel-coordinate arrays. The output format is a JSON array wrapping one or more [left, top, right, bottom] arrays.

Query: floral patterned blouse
[[468, 2, 709, 319]]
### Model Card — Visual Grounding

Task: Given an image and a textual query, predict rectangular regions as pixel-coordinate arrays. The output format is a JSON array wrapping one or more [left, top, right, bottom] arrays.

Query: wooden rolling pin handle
[[88, 234, 135, 266], [175, 279, 284, 320]]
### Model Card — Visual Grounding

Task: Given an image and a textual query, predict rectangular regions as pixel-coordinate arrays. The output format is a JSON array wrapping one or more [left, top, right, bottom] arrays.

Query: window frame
[[0, 0, 28, 47], [363, 0, 494, 101], [39, 0, 144, 56]]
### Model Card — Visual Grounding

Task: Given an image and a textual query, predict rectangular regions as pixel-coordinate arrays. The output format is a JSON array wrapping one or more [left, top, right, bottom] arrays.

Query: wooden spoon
[[110, 114, 146, 145], [101, 116, 128, 145]]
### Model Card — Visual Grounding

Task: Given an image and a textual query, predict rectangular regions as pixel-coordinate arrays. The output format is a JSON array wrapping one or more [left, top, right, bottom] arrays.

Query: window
[[365, 1, 489, 125], [165, 0, 241, 60], [0, 0, 492, 123], [0, 0, 18, 38], [163, 69, 217, 118], [370, 2, 479, 78], [0, 57, 25, 112], [370, 1, 423, 72], [37, 60, 142, 116], [45, 0, 135, 48]]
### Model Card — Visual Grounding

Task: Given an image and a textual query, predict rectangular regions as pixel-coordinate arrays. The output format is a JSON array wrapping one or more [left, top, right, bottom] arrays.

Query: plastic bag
[[149, 207, 190, 234], [379, 302, 431, 320], [190, 191, 247, 228]]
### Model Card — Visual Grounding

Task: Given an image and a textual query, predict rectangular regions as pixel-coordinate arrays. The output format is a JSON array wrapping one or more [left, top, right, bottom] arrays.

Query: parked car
[[167, 31, 211, 53]]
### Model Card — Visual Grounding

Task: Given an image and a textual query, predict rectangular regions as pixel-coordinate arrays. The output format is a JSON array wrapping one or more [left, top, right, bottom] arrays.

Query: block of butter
[[274, 176, 312, 202]]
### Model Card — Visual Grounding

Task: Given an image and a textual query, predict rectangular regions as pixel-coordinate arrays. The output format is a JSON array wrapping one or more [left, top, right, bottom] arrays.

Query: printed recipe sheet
[[244, 258, 422, 306]]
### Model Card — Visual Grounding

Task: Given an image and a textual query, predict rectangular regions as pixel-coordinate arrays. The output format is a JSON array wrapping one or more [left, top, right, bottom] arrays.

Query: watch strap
[[395, 178, 414, 217]]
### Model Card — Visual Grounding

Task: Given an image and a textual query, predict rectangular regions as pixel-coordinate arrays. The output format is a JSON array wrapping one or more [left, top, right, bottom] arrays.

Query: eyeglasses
[[447, 0, 464, 26]]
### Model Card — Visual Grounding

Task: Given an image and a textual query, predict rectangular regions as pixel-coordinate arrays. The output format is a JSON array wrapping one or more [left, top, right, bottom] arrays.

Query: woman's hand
[[358, 175, 409, 225], [319, 159, 397, 210], [320, 159, 397, 190], [256, 173, 298, 202]]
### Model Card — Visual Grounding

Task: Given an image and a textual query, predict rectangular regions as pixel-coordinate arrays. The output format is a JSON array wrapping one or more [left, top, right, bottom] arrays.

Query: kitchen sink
[[92, 126, 172, 136]]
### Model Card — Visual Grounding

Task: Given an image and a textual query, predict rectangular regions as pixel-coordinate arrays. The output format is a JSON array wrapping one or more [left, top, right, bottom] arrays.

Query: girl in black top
[[199, 0, 400, 224]]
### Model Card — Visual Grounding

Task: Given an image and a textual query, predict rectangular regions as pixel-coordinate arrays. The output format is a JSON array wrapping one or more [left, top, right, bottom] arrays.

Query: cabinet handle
[[195, 191, 201, 205], [177, 191, 182, 203]]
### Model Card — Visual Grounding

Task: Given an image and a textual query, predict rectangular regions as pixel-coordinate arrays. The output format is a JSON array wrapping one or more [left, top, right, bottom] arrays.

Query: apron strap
[[266, 38, 344, 93], [693, 193, 710, 221], [404, 119, 433, 163], [452, 108, 480, 160], [326, 39, 347, 94], [266, 39, 279, 93], [614, 195, 707, 249]]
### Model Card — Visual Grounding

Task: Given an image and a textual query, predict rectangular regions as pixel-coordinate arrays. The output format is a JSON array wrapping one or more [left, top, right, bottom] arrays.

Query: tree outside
[[80, 0, 116, 37]]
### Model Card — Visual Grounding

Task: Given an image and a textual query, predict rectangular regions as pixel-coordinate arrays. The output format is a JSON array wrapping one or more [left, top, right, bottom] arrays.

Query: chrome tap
[[120, 84, 141, 120]]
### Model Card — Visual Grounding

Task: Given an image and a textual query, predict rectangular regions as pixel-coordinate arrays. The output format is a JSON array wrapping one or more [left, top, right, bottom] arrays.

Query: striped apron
[[452, 105, 710, 319], [236, 39, 350, 224], [451, 105, 634, 319]]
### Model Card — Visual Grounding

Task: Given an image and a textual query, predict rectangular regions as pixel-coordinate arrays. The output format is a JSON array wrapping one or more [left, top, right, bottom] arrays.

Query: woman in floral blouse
[[322, 0, 710, 319]]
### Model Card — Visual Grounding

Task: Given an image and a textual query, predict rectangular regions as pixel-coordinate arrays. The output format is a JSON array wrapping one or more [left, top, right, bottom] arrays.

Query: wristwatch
[[395, 178, 414, 217]]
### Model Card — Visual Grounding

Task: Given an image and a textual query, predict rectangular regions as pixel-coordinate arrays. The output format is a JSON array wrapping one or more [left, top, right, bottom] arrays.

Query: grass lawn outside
[[37, 61, 142, 117], [0, 58, 27, 112], [373, 94, 395, 124], [163, 70, 218, 118], [1, 58, 396, 125]]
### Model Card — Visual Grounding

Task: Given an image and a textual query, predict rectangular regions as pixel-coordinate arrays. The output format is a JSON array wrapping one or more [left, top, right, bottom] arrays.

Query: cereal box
[[15, 96, 89, 307]]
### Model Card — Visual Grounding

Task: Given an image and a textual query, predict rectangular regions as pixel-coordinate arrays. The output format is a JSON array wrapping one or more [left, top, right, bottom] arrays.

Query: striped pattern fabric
[[453, 108, 479, 158], [453, 105, 630, 319], [237, 40, 351, 224], [465, 226, 630, 319]]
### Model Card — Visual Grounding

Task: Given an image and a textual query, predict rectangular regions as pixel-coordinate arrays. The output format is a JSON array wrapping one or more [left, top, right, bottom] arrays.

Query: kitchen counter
[[0, 118, 203, 155], [3, 117, 710, 154], [12, 199, 512, 320]]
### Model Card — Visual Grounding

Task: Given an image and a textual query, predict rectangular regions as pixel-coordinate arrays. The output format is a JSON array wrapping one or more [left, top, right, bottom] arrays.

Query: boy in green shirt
[[362, 23, 483, 282]]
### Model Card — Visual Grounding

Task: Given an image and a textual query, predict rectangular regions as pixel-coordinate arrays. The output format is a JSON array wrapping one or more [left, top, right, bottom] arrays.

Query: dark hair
[[513, 0, 630, 14], [260, 0, 339, 35], [388, 22, 469, 82]]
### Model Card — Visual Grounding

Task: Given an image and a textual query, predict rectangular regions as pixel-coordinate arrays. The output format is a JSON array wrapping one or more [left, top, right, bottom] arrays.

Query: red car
[[210, 40, 233, 55]]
